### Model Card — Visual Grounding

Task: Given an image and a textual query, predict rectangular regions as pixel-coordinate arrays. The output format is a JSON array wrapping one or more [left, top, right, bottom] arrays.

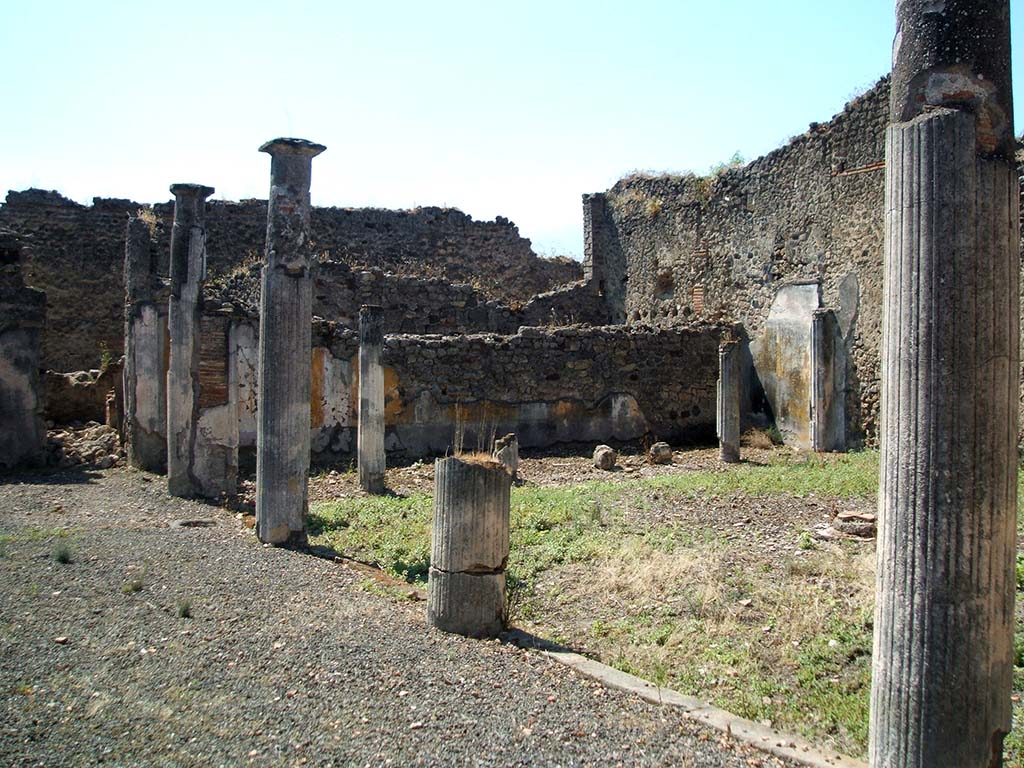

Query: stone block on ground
[[593, 445, 617, 470], [649, 441, 672, 464]]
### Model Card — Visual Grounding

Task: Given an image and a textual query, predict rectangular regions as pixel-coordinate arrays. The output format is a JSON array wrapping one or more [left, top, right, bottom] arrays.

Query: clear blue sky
[[2, 0, 1023, 258]]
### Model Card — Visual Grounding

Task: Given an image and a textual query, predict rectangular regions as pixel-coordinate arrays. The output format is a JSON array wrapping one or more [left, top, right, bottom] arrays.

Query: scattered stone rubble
[[46, 422, 125, 469]]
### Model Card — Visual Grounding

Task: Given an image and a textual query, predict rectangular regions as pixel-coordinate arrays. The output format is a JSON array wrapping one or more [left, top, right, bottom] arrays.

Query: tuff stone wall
[[0, 191, 139, 374], [0, 191, 582, 371], [588, 77, 891, 445]]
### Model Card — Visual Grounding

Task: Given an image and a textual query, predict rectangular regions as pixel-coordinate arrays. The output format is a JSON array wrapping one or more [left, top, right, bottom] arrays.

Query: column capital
[[169, 183, 215, 200], [259, 138, 326, 158]]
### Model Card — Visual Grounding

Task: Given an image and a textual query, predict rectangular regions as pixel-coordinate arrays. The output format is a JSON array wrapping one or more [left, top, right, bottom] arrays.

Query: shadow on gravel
[[502, 628, 586, 655], [0, 466, 106, 487]]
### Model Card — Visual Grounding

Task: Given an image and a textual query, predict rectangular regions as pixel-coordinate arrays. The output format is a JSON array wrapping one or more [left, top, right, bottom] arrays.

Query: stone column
[[810, 309, 845, 453], [871, 2, 1018, 766], [0, 228, 46, 469], [358, 304, 385, 494], [166, 184, 214, 497], [255, 138, 325, 546], [428, 457, 511, 638], [581, 194, 606, 295], [716, 340, 740, 463], [123, 216, 168, 473]]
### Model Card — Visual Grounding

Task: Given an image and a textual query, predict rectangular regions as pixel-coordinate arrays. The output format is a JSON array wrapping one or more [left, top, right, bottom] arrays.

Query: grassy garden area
[[308, 449, 1024, 762]]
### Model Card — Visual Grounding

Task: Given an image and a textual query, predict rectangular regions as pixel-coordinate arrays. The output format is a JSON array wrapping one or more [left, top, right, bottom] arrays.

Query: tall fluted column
[[871, 2, 1017, 765], [358, 304, 385, 494], [255, 138, 326, 546], [166, 183, 213, 497]]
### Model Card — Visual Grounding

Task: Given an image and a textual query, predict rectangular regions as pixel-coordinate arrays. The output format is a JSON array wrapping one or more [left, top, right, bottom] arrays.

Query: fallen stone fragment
[[831, 512, 876, 539], [493, 433, 519, 477], [648, 442, 672, 464], [593, 445, 617, 470]]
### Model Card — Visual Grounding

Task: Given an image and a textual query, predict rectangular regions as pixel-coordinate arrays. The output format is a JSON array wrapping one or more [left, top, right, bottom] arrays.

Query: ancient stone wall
[[588, 78, 890, 445], [0, 191, 583, 371], [197, 313, 724, 461], [205, 261, 608, 336], [0, 190, 141, 374], [371, 324, 724, 457]]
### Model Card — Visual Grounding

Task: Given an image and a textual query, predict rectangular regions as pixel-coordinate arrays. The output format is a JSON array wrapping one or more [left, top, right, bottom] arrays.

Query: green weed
[[309, 494, 431, 583], [52, 541, 72, 565]]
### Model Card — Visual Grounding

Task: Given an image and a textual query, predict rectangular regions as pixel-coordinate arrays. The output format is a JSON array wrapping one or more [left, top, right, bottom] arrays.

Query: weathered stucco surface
[[0, 231, 46, 468]]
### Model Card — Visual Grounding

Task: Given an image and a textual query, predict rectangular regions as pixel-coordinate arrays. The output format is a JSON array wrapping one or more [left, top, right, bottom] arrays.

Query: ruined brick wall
[[0, 192, 583, 371], [149, 201, 582, 303], [588, 77, 891, 445]]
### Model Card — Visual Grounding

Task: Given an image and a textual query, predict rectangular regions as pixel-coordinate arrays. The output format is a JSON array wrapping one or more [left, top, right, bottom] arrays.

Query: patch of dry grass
[[531, 536, 876, 757], [452, 451, 502, 468]]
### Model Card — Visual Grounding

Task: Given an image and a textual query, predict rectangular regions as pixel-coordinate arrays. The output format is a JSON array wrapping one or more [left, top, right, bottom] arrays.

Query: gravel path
[[0, 467, 792, 767]]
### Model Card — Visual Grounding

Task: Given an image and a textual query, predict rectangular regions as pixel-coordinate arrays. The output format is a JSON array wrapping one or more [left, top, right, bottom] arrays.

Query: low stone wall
[[374, 324, 724, 457], [167, 313, 726, 464]]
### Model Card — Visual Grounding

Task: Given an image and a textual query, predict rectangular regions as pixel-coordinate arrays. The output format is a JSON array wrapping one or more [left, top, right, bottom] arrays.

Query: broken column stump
[[255, 137, 326, 546], [0, 228, 46, 469], [493, 433, 519, 478], [357, 304, 385, 494], [871, 1, 1018, 765], [166, 184, 214, 497], [123, 215, 168, 473], [717, 340, 740, 463], [428, 456, 511, 638]]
